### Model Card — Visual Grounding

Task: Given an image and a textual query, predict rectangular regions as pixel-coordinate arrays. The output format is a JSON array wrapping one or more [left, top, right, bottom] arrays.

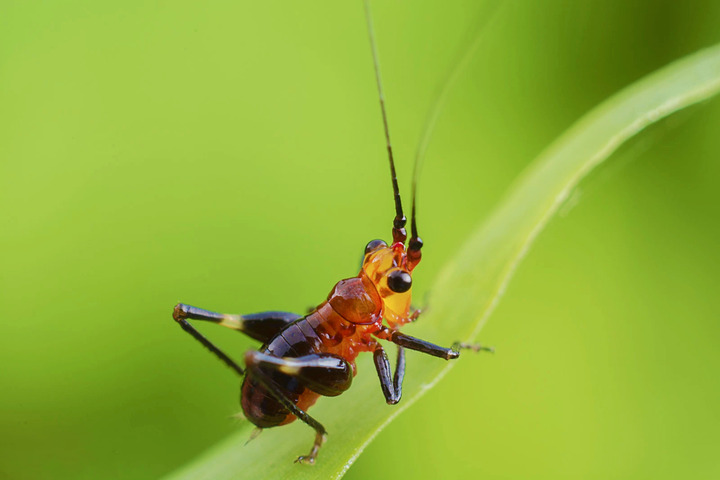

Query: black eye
[[364, 239, 387, 255], [387, 269, 412, 293]]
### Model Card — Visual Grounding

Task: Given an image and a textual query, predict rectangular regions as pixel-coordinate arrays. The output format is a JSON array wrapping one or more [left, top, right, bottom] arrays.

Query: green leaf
[[163, 44, 720, 480]]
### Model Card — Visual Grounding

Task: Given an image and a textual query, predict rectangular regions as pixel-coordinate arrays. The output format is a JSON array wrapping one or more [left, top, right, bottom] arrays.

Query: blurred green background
[[2, 1, 719, 479]]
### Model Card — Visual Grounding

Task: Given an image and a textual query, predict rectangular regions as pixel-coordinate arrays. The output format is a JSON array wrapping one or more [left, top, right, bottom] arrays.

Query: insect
[[172, 1, 492, 465]]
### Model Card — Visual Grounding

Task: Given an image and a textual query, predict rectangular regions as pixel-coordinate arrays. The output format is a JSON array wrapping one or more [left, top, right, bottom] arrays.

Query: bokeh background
[[2, 1, 719, 479]]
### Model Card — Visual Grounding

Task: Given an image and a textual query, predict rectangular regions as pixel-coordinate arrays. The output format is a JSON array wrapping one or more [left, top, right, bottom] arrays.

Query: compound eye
[[364, 239, 387, 255], [387, 269, 412, 293]]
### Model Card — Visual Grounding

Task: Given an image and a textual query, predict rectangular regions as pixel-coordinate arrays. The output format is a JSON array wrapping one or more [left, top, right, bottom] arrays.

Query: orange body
[[240, 241, 417, 427]]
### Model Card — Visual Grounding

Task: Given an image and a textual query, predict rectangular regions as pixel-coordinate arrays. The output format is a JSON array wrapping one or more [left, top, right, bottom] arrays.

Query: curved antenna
[[364, 0, 407, 245], [407, 4, 502, 270]]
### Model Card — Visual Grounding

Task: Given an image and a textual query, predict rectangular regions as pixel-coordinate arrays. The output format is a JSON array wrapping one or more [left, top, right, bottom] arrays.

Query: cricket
[[172, 1, 491, 464]]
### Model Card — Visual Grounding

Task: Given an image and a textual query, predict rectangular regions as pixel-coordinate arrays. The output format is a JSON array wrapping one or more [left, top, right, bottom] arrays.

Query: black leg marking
[[245, 353, 328, 465], [173, 303, 301, 343], [373, 345, 405, 404], [390, 331, 459, 360]]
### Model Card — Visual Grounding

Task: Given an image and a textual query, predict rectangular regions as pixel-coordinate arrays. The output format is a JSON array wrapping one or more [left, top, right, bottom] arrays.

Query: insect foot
[[452, 342, 495, 354], [295, 455, 315, 466], [294, 431, 327, 466]]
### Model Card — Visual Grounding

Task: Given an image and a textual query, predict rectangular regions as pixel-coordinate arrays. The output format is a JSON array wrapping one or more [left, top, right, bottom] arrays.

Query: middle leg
[[373, 344, 406, 404]]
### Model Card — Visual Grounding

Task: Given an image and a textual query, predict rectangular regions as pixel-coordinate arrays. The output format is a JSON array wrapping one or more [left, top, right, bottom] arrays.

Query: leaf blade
[[163, 44, 720, 480]]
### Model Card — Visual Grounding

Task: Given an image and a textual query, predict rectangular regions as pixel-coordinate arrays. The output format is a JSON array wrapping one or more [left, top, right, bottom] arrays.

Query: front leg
[[385, 331, 494, 360], [390, 331, 459, 360]]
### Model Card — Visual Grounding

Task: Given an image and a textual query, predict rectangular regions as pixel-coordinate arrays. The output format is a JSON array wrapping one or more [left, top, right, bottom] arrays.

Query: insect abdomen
[[240, 316, 327, 428]]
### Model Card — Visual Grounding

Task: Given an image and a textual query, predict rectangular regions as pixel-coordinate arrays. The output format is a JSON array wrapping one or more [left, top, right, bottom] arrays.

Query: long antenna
[[406, 3, 501, 270], [364, 0, 407, 245]]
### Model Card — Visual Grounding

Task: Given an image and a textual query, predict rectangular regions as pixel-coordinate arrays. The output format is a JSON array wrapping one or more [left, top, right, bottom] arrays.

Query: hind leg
[[172, 310, 245, 376], [244, 351, 352, 464], [173, 303, 302, 343]]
